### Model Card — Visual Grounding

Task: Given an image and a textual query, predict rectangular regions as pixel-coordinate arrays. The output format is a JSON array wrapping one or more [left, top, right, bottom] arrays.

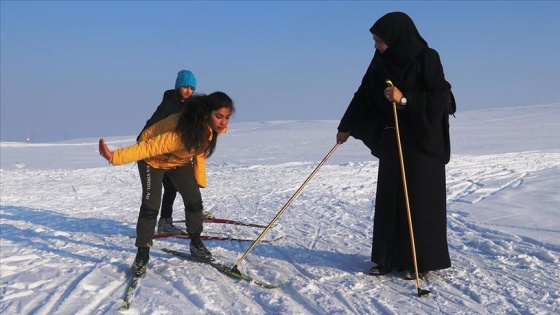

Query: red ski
[[152, 233, 281, 243], [174, 218, 275, 229]]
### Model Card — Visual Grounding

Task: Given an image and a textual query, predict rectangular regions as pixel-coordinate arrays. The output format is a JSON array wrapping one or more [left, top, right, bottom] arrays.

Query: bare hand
[[98, 138, 113, 161], [336, 131, 350, 144], [384, 86, 403, 103]]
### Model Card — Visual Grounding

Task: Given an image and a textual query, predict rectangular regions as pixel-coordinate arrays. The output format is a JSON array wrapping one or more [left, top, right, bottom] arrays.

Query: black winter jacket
[[137, 89, 183, 140]]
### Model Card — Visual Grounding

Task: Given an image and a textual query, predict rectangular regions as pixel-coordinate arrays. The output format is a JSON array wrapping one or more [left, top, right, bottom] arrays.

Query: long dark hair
[[175, 91, 235, 158]]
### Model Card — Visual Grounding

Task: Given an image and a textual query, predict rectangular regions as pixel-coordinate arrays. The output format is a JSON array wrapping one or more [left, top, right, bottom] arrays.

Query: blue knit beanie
[[175, 70, 196, 90]]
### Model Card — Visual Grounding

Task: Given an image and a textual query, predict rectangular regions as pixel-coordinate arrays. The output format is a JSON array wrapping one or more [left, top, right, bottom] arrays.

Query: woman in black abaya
[[336, 12, 452, 279]]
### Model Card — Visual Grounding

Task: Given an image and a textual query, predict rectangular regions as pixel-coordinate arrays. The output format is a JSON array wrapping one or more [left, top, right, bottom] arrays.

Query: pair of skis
[[119, 249, 284, 311], [152, 233, 281, 243], [119, 217, 282, 311], [152, 217, 278, 242], [178, 217, 273, 228], [109, 217, 276, 242]]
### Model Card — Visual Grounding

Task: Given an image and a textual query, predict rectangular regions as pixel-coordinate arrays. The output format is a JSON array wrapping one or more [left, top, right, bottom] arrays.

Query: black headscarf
[[370, 12, 428, 81]]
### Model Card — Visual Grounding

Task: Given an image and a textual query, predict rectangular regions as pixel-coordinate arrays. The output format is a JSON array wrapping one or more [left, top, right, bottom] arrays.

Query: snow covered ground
[[1, 104, 559, 314]]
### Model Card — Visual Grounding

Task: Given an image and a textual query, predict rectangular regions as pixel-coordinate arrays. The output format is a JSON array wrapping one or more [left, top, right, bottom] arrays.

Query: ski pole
[[386, 79, 430, 297], [231, 143, 340, 274]]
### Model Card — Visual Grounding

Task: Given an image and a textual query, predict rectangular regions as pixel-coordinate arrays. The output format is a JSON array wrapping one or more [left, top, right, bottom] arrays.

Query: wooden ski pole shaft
[[386, 79, 429, 297], [231, 143, 340, 273]]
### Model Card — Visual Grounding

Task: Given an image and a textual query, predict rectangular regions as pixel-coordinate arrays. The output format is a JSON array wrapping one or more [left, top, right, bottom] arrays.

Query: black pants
[[160, 174, 178, 219], [136, 160, 203, 248]]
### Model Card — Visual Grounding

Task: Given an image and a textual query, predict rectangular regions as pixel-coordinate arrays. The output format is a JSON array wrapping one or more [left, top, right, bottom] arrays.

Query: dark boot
[[131, 247, 150, 277], [157, 217, 183, 235], [404, 270, 429, 280], [369, 265, 391, 276], [189, 233, 212, 260], [202, 209, 215, 220]]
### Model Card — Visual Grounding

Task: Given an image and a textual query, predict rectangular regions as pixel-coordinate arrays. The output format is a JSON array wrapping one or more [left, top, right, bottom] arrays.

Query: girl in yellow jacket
[[99, 91, 235, 277]]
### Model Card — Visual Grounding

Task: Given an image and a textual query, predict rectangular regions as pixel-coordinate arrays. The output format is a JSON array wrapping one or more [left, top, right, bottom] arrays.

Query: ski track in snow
[[1, 148, 559, 314]]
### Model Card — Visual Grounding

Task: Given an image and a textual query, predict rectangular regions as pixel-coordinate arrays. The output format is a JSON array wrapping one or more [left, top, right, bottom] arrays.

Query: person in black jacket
[[139, 70, 215, 235], [336, 12, 452, 280]]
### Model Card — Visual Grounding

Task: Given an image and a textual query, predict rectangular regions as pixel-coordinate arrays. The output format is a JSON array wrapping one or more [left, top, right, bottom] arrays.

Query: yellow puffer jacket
[[110, 113, 224, 188]]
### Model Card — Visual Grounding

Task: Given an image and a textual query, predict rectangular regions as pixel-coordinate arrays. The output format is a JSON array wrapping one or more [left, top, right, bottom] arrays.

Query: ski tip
[[119, 305, 130, 312], [258, 279, 287, 289], [272, 280, 288, 288]]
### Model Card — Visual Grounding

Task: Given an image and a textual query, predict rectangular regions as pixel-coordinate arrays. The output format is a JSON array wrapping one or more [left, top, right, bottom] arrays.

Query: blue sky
[[1, 1, 559, 142]]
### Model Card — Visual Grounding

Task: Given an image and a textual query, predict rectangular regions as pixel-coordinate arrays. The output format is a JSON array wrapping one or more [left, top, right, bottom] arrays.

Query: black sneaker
[[131, 247, 150, 277], [189, 234, 212, 260]]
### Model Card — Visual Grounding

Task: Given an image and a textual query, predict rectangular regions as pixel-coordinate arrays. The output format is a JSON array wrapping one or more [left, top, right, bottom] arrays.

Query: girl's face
[[373, 34, 388, 54], [208, 107, 232, 133], [178, 86, 194, 100]]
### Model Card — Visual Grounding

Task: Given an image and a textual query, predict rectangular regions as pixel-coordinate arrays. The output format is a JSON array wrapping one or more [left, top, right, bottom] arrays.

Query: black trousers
[[160, 174, 178, 219], [136, 160, 203, 248]]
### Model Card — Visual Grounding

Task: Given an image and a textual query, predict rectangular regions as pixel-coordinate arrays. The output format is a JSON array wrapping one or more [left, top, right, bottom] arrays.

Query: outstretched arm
[[99, 138, 113, 161]]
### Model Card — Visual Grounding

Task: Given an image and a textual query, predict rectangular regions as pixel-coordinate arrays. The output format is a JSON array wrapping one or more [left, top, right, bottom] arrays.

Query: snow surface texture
[[1, 104, 559, 314]]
